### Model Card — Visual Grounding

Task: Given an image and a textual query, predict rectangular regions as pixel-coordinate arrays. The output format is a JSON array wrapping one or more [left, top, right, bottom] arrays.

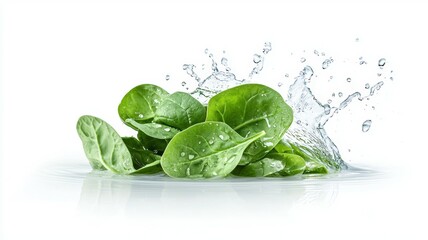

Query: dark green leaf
[[154, 92, 206, 130], [206, 84, 293, 164], [137, 131, 169, 153], [118, 84, 169, 128]]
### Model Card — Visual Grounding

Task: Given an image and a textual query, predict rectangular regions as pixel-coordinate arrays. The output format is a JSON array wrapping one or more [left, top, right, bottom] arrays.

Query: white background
[[1, 0, 428, 239]]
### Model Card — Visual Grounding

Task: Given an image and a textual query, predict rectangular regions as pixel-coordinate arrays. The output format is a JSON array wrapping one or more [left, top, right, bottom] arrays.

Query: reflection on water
[[41, 163, 386, 217]]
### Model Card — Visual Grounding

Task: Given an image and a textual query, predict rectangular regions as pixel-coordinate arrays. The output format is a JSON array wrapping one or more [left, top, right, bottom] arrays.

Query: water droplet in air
[[322, 58, 332, 69], [300, 57, 306, 63], [365, 83, 370, 89], [347, 77, 351, 82], [253, 54, 262, 63], [324, 104, 331, 114], [362, 120, 372, 132], [378, 58, 386, 68], [188, 154, 195, 160], [180, 152, 186, 157], [263, 42, 272, 54]]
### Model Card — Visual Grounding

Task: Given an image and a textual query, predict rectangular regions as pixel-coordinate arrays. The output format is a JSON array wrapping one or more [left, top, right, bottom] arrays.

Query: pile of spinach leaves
[[77, 83, 328, 179]]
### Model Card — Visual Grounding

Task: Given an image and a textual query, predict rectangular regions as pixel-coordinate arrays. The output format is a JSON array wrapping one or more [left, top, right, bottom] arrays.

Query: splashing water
[[175, 42, 393, 172]]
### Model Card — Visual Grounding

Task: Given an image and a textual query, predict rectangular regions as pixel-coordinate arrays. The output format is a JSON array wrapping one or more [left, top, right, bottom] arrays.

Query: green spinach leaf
[[77, 115, 162, 174], [126, 119, 180, 139], [137, 131, 169, 153], [161, 121, 265, 178], [154, 91, 206, 130], [234, 153, 305, 177], [118, 84, 169, 128], [122, 136, 161, 171], [206, 84, 293, 164]]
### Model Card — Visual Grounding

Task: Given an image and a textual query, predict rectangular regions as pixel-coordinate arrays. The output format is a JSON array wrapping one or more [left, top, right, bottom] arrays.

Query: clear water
[[179, 43, 393, 172]]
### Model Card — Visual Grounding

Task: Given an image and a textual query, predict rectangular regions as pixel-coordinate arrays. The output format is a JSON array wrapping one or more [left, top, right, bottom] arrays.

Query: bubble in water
[[165, 75, 170, 81], [278, 82, 283, 87], [365, 83, 370, 89], [338, 92, 343, 97], [362, 120, 372, 132], [390, 77, 394, 81], [300, 57, 306, 63], [181, 81, 186, 86], [377, 73, 382, 77], [204, 48, 209, 54], [332, 93, 336, 97], [284, 73, 289, 78], [346, 77, 351, 82], [378, 58, 386, 68], [314, 50, 320, 56]]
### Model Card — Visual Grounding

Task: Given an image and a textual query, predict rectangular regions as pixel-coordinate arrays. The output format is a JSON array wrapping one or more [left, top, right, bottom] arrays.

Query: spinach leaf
[[272, 140, 294, 153], [126, 119, 180, 139], [137, 131, 169, 153], [234, 153, 306, 177], [118, 84, 169, 128], [122, 136, 162, 171], [206, 84, 293, 164], [160, 121, 266, 178], [77, 115, 136, 174], [289, 144, 329, 174], [154, 91, 206, 130], [77, 115, 162, 174], [132, 160, 162, 174]]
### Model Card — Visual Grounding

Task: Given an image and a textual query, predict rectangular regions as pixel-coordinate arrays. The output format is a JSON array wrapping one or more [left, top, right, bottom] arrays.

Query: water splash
[[176, 42, 393, 172]]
